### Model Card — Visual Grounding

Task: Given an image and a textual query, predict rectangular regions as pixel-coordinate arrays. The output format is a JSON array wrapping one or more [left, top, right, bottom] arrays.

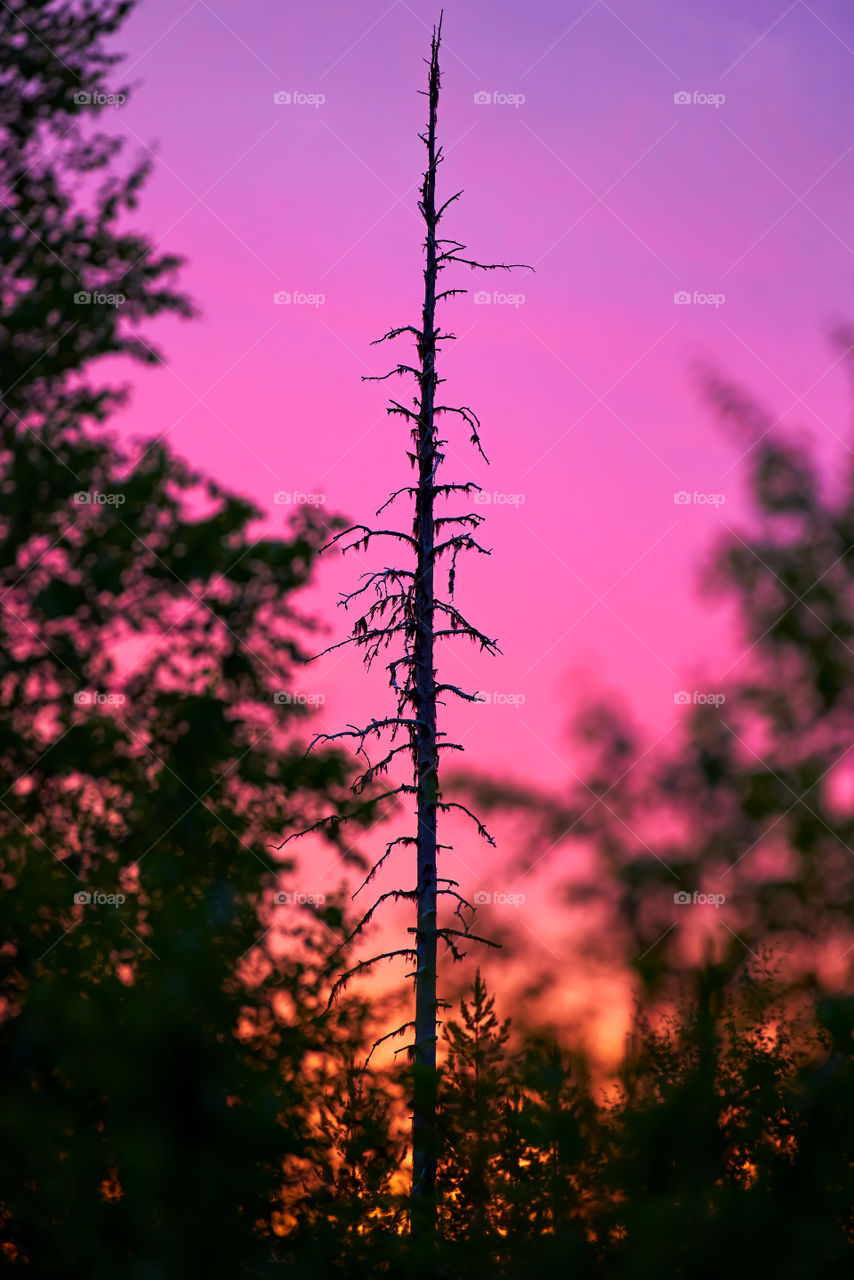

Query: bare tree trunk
[[411, 28, 441, 1228], [284, 12, 528, 1252]]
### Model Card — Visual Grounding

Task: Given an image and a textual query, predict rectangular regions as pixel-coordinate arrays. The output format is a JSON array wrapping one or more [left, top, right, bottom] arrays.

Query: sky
[[101, 0, 854, 1024]]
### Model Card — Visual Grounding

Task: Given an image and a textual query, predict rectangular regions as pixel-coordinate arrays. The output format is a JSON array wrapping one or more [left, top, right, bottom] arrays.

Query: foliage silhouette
[[0, 3, 385, 1274], [450, 337, 854, 1274]]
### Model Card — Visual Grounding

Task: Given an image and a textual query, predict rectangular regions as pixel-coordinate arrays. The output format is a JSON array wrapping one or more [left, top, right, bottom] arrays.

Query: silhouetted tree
[[453, 327, 854, 1274], [439, 969, 510, 1240], [290, 14, 528, 1241], [0, 4, 382, 1274]]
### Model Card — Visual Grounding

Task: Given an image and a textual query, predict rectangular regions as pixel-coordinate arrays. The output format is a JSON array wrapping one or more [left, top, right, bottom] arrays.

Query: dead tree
[[280, 14, 528, 1235]]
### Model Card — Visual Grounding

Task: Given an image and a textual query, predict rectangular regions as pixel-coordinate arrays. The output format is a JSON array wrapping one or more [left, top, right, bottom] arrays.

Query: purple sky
[[108, 0, 854, 802]]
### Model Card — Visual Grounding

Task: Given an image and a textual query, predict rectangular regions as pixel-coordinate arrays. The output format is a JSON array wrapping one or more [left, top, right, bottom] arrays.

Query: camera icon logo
[[473, 91, 492, 105], [673, 91, 691, 105], [473, 890, 492, 905], [74, 91, 92, 105], [673, 891, 691, 905], [273, 91, 292, 104], [673, 691, 691, 705], [473, 291, 491, 304], [273, 890, 292, 905], [73, 491, 92, 505], [74, 891, 92, 905], [73, 291, 91, 305], [673, 291, 692, 304], [273, 291, 291, 305], [673, 491, 692, 505]]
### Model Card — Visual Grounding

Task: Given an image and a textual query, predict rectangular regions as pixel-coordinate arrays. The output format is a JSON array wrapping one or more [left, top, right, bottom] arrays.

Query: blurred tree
[[452, 336, 854, 1272], [0, 3, 383, 1274]]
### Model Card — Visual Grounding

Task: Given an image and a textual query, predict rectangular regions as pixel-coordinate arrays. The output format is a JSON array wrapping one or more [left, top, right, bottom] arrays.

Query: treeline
[[316, 968, 851, 1280]]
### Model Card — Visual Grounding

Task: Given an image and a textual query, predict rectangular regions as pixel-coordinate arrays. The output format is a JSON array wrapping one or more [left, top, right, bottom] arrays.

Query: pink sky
[[101, 0, 854, 1008]]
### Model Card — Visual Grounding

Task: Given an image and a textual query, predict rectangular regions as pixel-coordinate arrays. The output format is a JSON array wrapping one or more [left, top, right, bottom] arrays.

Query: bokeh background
[[104, 0, 854, 1038]]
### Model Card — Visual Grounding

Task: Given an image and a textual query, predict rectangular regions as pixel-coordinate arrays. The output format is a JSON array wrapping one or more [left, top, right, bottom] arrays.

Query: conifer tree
[[440, 970, 511, 1238]]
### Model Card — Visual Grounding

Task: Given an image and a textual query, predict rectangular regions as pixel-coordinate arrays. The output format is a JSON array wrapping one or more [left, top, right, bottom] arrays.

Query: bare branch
[[436, 190, 464, 220], [272, 787, 409, 849], [437, 250, 534, 274], [433, 482, 482, 497], [435, 800, 496, 845], [376, 489, 418, 515], [327, 949, 418, 1008], [386, 400, 423, 423], [322, 523, 419, 553], [364, 1020, 418, 1067], [363, 364, 423, 384], [433, 534, 492, 559], [353, 835, 418, 898], [435, 682, 484, 703], [370, 325, 424, 346], [344, 888, 419, 945]]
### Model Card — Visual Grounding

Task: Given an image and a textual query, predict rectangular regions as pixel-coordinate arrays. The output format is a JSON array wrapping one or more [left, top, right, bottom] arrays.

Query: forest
[[2, 1, 854, 1276]]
